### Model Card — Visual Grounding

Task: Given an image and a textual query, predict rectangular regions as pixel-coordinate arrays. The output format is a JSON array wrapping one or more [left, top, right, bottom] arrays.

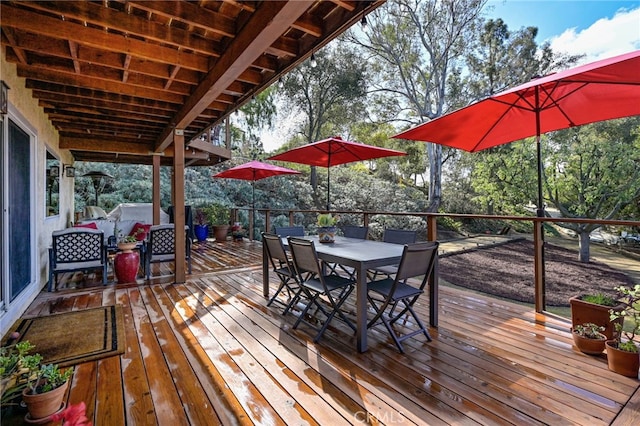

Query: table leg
[[356, 264, 368, 353]]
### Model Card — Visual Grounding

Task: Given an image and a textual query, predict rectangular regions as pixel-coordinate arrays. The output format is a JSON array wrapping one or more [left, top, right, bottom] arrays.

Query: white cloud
[[549, 7, 640, 63]]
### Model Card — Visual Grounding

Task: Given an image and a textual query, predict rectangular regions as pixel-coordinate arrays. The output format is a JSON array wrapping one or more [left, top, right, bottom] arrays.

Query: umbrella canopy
[[268, 136, 406, 209], [213, 160, 300, 182], [213, 160, 300, 209], [394, 49, 640, 214]]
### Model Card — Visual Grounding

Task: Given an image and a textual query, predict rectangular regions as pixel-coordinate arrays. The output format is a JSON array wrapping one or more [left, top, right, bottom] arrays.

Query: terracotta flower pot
[[572, 329, 606, 355], [569, 296, 624, 340], [605, 340, 640, 377], [213, 225, 230, 242], [22, 380, 69, 421]]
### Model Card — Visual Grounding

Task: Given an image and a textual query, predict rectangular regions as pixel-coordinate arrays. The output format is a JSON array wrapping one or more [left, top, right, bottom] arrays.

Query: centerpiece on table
[[317, 213, 338, 243]]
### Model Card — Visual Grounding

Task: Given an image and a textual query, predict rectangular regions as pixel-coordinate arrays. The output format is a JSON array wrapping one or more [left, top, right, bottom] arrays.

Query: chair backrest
[[342, 225, 368, 240], [51, 228, 105, 264], [168, 205, 194, 240], [395, 242, 439, 288], [275, 226, 304, 237], [148, 224, 191, 256], [287, 237, 323, 279], [383, 229, 417, 245], [262, 233, 290, 266]]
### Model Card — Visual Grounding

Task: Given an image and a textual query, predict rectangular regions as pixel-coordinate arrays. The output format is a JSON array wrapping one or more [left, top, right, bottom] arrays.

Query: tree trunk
[[578, 232, 591, 263], [427, 143, 442, 212]]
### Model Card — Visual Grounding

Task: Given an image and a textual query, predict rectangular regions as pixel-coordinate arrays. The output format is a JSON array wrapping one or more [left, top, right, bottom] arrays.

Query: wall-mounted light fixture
[[63, 164, 76, 178], [0, 80, 9, 115], [49, 165, 60, 177]]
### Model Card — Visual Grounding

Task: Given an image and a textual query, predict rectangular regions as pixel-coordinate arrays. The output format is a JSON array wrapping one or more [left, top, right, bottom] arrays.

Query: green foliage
[[573, 323, 605, 340], [582, 293, 617, 306], [317, 213, 338, 227], [1, 341, 37, 404], [609, 285, 640, 352], [203, 204, 230, 225]]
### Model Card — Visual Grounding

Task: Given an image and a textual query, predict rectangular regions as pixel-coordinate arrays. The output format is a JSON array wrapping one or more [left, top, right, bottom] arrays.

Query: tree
[[277, 43, 368, 208], [350, 0, 487, 212], [546, 117, 640, 262]]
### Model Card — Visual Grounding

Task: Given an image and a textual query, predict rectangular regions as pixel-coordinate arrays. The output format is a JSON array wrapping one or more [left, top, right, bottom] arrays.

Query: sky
[[261, 1, 640, 152]]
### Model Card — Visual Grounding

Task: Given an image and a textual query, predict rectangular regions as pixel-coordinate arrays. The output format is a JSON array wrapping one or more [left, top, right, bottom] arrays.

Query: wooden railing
[[231, 207, 639, 314]]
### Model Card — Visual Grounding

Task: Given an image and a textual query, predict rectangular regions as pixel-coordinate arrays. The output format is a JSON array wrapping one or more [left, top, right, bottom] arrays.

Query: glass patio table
[[262, 235, 438, 352]]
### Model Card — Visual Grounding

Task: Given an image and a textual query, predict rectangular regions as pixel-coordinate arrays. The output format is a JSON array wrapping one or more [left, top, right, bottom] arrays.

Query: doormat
[[12, 305, 125, 367]]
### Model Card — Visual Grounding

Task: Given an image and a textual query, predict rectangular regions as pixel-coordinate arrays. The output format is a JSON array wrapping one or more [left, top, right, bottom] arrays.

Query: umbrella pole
[[534, 97, 546, 312], [326, 167, 330, 211]]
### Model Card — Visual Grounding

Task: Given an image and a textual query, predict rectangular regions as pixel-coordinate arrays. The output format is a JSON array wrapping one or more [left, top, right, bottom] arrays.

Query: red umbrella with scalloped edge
[[268, 136, 406, 210]]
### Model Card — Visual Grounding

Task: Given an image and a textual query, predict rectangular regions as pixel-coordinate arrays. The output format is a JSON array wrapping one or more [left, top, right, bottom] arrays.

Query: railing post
[[427, 214, 439, 327], [363, 213, 369, 227], [289, 211, 294, 226], [264, 209, 270, 235], [249, 208, 254, 241]]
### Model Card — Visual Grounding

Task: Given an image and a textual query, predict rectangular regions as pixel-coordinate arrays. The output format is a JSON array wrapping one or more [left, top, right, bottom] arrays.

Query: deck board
[[2, 240, 638, 425]]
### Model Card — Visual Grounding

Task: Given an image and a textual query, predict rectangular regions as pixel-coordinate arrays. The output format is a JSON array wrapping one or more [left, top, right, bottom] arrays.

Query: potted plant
[[1, 339, 38, 412], [115, 234, 141, 283], [572, 323, 606, 355], [569, 293, 624, 340], [606, 284, 640, 377], [231, 222, 245, 241], [22, 361, 73, 421], [317, 213, 338, 243], [193, 208, 209, 242], [204, 204, 230, 242]]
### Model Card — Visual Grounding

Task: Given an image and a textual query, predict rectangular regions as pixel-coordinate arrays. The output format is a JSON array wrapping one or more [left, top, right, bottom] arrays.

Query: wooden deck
[[4, 239, 640, 425]]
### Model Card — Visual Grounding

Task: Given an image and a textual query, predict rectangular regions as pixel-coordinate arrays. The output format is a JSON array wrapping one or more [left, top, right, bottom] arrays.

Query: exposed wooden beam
[[154, 1, 316, 152], [19, 1, 224, 57], [1, 5, 210, 72]]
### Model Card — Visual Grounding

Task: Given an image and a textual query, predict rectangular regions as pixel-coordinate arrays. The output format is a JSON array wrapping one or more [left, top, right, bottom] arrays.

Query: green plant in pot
[[571, 323, 606, 355], [606, 284, 640, 377], [203, 204, 230, 242], [193, 208, 209, 242], [22, 360, 73, 421], [1, 340, 38, 410], [317, 213, 338, 243], [569, 292, 624, 340]]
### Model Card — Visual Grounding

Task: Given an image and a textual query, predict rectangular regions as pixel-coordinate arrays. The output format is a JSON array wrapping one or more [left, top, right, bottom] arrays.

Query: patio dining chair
[[48, 228, 107, 291], [287, 237, 356, 343], [274, 226, 304, 237], [367, 241, 439, 353], [144, 224, 192, 279], [262, 232, 301, 315], [369, 228, 418, 280]]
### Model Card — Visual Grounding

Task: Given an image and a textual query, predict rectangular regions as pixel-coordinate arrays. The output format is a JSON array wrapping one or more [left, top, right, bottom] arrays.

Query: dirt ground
[[438, 239, 636, 307]]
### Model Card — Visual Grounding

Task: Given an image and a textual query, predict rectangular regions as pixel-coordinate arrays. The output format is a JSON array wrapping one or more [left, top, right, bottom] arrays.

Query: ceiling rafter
[[1, 0, 385, 166]]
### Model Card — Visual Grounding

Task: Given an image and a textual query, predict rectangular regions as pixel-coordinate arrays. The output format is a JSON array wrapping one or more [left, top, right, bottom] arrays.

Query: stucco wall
[[1, 51, 76, 335]]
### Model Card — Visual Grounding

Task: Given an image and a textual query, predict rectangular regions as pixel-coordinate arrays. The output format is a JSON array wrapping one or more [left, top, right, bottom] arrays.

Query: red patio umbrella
[[213, 160, 301, 211], [268, 136, 406, 210], [394, 49, 640, 216], [394, 50, 640, 308]]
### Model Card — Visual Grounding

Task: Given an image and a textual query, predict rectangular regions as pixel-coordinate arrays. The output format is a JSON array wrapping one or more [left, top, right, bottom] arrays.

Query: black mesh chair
[[144, 224, 192, 279], [287, 237, 356, 343], [274, 226, 304, 237], [369, 229, 418, 280], [262, 232, 301, 315], [48, 228, 107, 291], [367, 241, 439, 353], [342, 225, 369, 240]]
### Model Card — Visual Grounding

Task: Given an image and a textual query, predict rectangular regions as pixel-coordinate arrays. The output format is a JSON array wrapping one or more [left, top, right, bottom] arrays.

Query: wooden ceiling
[[1, 0, 384, 166]]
